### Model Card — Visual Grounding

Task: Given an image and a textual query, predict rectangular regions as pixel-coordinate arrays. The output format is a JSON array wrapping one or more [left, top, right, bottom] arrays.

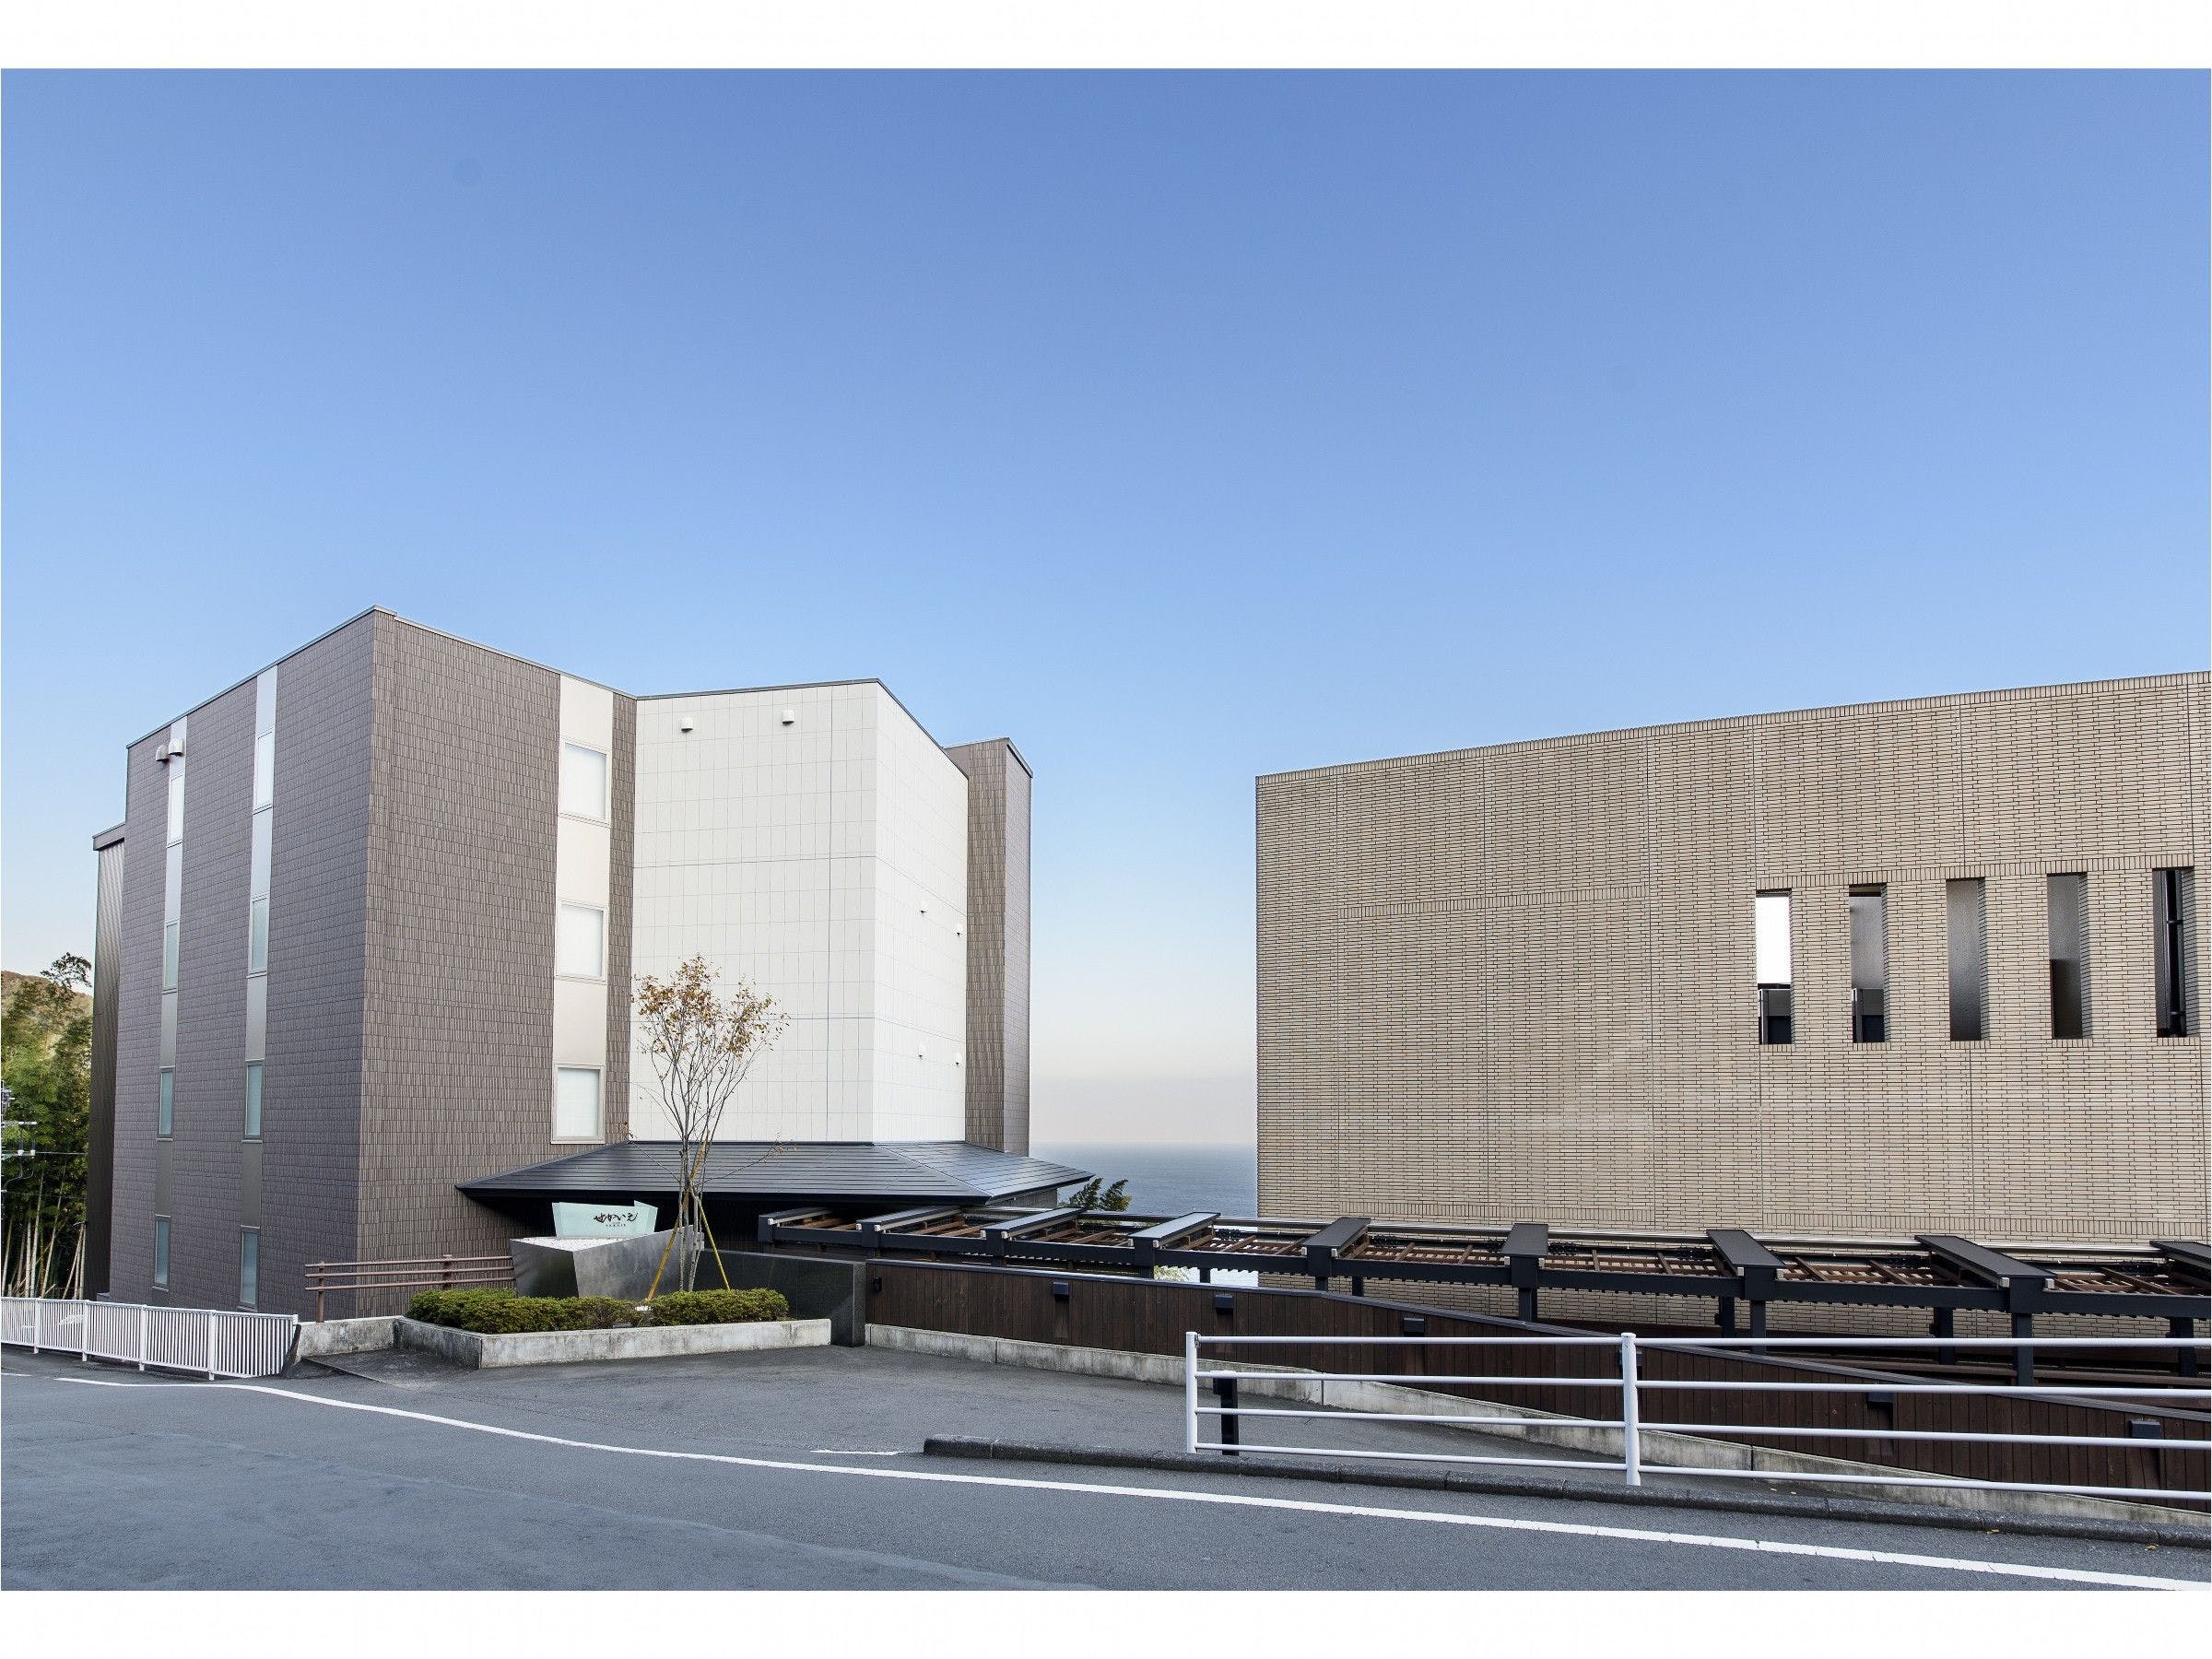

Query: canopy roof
[[460, 1140, 1090, 1206]]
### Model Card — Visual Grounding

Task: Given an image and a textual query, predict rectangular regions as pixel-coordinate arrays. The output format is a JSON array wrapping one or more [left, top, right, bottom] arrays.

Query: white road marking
[[13, 1369, 2206, 1591], [810, 1449, 905, 1456]]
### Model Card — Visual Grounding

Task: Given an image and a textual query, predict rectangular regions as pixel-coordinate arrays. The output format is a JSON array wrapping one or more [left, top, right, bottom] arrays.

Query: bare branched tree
[[633, 956, 789, 1290]]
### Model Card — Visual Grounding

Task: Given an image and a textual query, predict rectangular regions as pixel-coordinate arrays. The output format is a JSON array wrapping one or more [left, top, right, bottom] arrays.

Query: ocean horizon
[[1033, 1141, 1258, 1218]]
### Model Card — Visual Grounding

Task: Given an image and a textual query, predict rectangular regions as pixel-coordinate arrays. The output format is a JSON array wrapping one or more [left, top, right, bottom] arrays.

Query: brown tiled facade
[[947, 738, 1032, 1154], [1257, 674, 2211, 1247]]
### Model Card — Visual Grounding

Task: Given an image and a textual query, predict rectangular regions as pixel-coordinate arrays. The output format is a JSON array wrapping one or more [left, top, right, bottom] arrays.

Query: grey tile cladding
[[1256, 674, 2212, 1244], [356, 616, 572, 1286], [259, 616, 377, 1315]]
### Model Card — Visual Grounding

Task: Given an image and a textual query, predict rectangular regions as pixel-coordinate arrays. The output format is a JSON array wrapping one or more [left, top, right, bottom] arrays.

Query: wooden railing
[[304, 1254, 514, 1323]]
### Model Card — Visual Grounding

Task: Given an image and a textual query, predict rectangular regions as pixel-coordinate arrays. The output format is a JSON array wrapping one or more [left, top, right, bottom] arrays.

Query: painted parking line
[[12, 1369, 2207, 1591]]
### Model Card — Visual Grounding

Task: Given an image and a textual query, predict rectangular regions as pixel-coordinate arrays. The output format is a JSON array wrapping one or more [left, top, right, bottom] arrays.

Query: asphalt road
[[3, 1346, 2205, 1592]]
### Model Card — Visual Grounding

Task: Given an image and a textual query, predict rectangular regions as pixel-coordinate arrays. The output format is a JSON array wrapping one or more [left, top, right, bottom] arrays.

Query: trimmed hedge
[[647, 1288, 789, 1326], [406, 1285, 792, 1335]]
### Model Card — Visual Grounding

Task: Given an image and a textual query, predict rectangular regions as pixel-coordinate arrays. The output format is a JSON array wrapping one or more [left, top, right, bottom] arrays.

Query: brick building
[[86, 609, 1073, 1316], [1257, 674, 2210, 1248]]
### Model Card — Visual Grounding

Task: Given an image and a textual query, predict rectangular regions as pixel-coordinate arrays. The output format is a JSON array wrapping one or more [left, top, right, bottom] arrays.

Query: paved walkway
[[4, 1346, 2205, 1591]]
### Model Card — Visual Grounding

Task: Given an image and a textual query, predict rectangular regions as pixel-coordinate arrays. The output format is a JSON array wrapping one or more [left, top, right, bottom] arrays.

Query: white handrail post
[[1620, 1331, 1643, 1488], [81, 1300, 90, 1364], [206, 1306, 218, 1380], [1184, 1329, 1200, 1455], [137, 1302, 148, 1370]]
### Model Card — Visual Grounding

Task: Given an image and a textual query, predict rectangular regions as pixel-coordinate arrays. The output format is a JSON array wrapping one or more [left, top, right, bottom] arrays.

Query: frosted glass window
[[163, 923, 180, 990], [558, 903, 606, 978], [559, 742, 608, 820], [239, 1230, 259, 1309], [244, 1062, 263, 1139], [1947, 878, 1987, 1041], [153, 1218, 171, 1289], [555, 1066, 602, 1140], [1754, 893, 1793, 984], [249, 898, 270, 973], [158, 1069, 174, 1136], [166, 759, 186, 843], [253, 730, 276, 810], [2048, 873, 2090, 1040]]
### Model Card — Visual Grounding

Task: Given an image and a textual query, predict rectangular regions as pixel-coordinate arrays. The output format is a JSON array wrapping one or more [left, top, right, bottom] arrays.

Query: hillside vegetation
[[3, 957, 93, 1294]]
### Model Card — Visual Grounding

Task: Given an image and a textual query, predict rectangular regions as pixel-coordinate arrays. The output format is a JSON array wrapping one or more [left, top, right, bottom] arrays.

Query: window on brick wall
[[153, 1217, 171, 1289], [554, 1066, 603, 1141], [2047, 873, 2091, 1040], [559, 742, 608, 820], [2155, 867, 2197, 1038], [557, 902, 606, 979], [248, 897, 269, 973], [163, 922, 179, 991], [1755, 890, 1793, 1045], [243, 1062, 263, 1139], [239, 1229, 259, 1309], [158, 1069, 174, 1136], [1849, 886, 1889, 1043], [1947, 877, 1987, 1041]]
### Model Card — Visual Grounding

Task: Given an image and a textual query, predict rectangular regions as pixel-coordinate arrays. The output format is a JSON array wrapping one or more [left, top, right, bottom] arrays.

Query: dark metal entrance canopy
[[460, 1141, 1091, 1210]]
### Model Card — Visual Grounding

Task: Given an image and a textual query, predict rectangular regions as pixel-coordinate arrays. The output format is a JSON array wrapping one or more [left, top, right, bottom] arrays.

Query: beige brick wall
[[1257, 674, 2211, 1245]]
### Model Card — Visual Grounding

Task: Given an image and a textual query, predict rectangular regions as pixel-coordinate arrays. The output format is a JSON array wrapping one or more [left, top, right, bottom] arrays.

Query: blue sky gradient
[[5, 72, 2206, 1143]]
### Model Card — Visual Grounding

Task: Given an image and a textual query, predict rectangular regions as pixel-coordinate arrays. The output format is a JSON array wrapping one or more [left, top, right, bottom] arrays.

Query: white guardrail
[[3, 1296, 298, 1381], [1182, 1332, 2212, 1506]]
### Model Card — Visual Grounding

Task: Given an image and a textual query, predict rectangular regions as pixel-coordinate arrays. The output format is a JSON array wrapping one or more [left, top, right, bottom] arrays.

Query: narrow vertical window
[[1848, 886, 1888, 1042], [165, 758, 186, 843], [158, 1069, 174, 1136], [1946, 877, 1987, 1041], [2155, 867, 2197, 1038], [249, 897, 270, 972], [554, 1065, 603, 1141], [153, 1217, 171, 1289], [239, 1230, 260, 1309], [559, 742, 609, 820], [2047, 873, 2091, 1040], [557, 902, 606, 978], [1755, 890, 1793, 1045], [163, 922, 180, 990], [243, 1062, 263, 1138], [253, 729, 276, 810]]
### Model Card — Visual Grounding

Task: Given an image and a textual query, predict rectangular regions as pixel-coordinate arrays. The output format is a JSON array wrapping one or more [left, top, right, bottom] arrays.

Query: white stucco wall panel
[[627, 682, 966, 1144]]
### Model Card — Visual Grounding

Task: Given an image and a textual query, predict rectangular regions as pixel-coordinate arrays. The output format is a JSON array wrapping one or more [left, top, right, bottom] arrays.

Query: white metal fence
[[1183, 1332, 2212, 1507], [3, 1296, 298, 1380]]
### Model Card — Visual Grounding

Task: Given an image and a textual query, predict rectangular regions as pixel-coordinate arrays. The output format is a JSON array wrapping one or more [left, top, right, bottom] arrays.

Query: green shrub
[[647, 1288, 790, 1325], [405, 1284, 791, 1333], [406, 1288, 637, 1334]]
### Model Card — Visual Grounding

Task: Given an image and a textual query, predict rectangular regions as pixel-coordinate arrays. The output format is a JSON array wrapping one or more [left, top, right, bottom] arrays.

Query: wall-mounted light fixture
[[677, 716, 695, 733], [780, 708, 796, 725]]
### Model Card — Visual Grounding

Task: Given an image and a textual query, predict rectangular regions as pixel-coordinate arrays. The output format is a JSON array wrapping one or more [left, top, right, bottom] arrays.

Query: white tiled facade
[[628, 682, 971, 1141]]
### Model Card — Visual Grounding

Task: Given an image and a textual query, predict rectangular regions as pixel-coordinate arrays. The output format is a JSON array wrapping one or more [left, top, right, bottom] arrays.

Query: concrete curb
[[921, 1434, 2212, 1551], [871, 1323, 2206, 1529]]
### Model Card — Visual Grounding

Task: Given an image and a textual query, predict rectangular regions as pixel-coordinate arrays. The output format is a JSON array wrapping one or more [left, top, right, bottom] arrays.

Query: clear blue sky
[[5, 72, 2206, 1145]]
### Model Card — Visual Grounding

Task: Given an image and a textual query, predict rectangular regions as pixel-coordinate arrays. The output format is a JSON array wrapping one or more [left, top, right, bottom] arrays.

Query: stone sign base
[[509, 1228, 697, 1300]]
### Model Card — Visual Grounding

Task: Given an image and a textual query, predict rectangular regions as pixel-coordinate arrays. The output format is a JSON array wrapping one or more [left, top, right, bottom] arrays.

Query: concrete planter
[[394, 1315, 830, 1370], [296, 1316, 398, 1359]]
